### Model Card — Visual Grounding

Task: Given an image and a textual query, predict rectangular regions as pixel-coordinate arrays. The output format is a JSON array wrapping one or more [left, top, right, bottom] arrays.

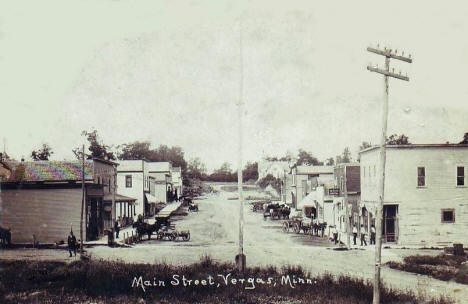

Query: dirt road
[[5, 183, 464, 303]]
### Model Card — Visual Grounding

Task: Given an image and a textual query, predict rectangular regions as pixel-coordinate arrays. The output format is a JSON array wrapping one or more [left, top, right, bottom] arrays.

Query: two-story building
[[360, 144, 468, 246], [116, 160, 152, 219], [332, 163, 361, 244], [287, 165, 334, 209], [0, 158, 133, 243]]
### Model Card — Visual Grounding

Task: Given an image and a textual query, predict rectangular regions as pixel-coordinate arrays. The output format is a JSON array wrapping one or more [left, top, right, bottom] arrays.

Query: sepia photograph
[[1, 1, 468, 303]]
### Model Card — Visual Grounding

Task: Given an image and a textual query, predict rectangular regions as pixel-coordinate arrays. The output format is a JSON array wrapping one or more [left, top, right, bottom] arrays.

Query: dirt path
[[3, 184, 467, 303]]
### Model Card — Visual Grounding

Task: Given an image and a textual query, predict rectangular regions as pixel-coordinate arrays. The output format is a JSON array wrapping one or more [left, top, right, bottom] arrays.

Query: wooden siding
[[0, 188, 82, 244], [361, 148, 468, 246]]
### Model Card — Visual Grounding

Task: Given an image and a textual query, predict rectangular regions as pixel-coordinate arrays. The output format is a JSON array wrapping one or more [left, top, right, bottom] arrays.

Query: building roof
[[296, 165, 334, 175], [334, 162, 360, 168], [359, 144, 468, 154], [117, 159, 144, 172], [3, 160, 94, 182], [147, 162, 172, 173]]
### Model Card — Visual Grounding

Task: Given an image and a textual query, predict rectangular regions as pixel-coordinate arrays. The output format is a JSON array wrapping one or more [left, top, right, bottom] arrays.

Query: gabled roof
[[4, 160, 94, 182]]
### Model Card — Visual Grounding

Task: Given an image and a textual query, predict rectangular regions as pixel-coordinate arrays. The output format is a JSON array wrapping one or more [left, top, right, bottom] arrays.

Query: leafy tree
[[73, 130, 115, 160], [187, 157, 207, 180], [118, 141, 152, 160], [207, 162, 237, 182], [325, 157, 335, 166], [31, 143, 53, 161], [257, 174, 282, 194], [459, 132, 468, 144], [341, 147, 352, 163], [297, 149, 323, 166], [386, 134, 410, 145], [242, 162, 258, 181]]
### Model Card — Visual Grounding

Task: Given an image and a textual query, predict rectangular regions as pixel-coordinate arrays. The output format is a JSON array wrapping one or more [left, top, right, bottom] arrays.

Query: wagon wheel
[[293, 223, 300, 234], [183, 232, 190, 241], [282, 222, 289, 233], [170, 232, 177, 241]]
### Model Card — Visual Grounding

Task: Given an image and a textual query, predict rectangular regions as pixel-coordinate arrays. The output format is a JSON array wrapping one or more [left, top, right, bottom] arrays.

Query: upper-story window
[[417, 167, 425, 187], [457, 166, 465, 186], [363, 167, 366, 178], [125, 175, 132, 188], [373, 165, 376, 177]]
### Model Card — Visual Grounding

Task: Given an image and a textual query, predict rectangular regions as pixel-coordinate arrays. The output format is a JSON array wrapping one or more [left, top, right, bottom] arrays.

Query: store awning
[[103, 193, 137, 203], [145, 193, 158, 204]]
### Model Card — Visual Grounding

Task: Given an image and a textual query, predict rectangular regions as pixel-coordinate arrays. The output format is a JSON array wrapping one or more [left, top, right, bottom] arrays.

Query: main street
[[84, 183, 468, 303]]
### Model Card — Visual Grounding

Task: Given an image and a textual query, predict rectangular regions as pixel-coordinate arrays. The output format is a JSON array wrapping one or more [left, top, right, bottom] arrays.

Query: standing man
[[352, 224, 358, 245], [332, 225, 339, 244], [360, 224, 367, 246], [114, 217, 120, 239], [370, 224, 376, 245], [67, 230, 77, 257]]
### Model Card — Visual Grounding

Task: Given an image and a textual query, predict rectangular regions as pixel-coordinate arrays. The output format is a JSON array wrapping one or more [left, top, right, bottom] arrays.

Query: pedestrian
[[332, 225, 339, 244], [360, 225, 367, 246], [370, 224, 376, 245], [67, 230, 77, 257], [114, 217, 120, 239], [352, 224, 358, 245]]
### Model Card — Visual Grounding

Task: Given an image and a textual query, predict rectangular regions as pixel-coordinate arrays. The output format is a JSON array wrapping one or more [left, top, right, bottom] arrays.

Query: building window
[[457, 166, 465, 186], [363, 167, 366, 178], [125, 175, 132, 188], [441, 209, 455, 223], [417, 167, 425, 187], [373, 165, 376, 177]]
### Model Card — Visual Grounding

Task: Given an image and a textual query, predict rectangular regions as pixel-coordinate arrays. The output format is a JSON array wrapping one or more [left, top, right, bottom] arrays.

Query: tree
[[257, 174, 282, 195], [73, 129, 115, 160], [296, 149, 322, 166], [31, 143, 53, 161], [386, 134, 410, 145], [242, 162, 258, 181], [459, 132, 468, 144], [187, 157, 207, 180], [325, 157, 335, 166], [118, 141, 152, 160], [360, 141, 372, 151], [341, 147, 352, 163]]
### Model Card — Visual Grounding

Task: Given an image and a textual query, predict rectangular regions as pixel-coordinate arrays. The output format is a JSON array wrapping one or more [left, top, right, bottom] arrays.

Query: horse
[[133, 221, 163, 241], [0, 226, 11, 247]]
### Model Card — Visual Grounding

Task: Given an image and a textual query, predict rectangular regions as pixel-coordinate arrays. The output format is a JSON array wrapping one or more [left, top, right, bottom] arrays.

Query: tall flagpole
[[235, 20, 246, 272]]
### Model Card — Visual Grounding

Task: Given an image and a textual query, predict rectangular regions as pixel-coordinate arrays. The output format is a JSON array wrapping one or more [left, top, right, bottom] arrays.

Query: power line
[[367, 44, 412, 304]]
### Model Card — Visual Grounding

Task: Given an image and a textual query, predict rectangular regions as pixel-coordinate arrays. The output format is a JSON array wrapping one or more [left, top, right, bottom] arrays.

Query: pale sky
[[1, 1, 468, 171]]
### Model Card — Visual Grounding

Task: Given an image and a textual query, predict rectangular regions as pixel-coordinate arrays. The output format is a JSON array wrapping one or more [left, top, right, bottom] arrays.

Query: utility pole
[[367, 45, 412, 304], [80, 145, 85, 254], [235, 21, 246, 272], [344, 165, 350, 249]]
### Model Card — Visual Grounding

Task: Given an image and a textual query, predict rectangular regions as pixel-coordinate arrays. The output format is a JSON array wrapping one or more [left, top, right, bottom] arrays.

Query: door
[[383, 205, 399, 243]]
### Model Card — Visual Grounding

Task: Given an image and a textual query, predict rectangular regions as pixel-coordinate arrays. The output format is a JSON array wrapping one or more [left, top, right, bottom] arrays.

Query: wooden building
[[0, 159, 134, 244], [360, 144, 468, 246]]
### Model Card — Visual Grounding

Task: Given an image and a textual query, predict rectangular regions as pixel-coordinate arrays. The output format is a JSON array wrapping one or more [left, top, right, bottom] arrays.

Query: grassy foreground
[[387, 254, 468, 284], [0, 256, 453, 304]]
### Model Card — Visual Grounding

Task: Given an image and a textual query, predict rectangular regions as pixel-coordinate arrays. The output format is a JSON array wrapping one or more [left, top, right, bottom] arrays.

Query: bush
[[0, 258, 454, 304]]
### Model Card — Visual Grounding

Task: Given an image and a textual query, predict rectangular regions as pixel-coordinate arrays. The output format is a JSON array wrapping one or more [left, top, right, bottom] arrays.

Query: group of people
[[330, 224, 376, 246]]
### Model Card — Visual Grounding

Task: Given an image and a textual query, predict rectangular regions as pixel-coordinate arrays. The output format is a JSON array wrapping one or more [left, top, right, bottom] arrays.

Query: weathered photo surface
[[1, 1, 468, 303]]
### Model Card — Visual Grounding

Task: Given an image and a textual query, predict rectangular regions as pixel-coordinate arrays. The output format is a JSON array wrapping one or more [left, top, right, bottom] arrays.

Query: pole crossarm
[[367, 66, 409, 81], [367, 47, 412, 63]]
